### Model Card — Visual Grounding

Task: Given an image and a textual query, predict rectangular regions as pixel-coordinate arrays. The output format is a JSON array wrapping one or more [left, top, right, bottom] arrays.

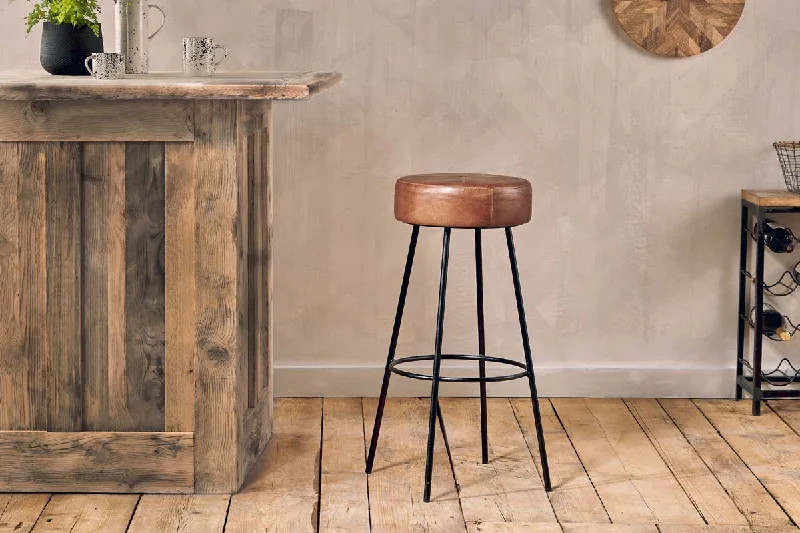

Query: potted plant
[[20, 0, 104, 75]]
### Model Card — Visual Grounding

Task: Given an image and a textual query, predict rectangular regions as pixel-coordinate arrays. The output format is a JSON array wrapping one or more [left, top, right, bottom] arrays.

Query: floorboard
[[126, 495, 230, 533], [30, 495, 138, 533], [5, 398, 800, 533], [625, 399, 748, 526], [511, 398, 609, 524], [440, 398, 556, 524], [659, 399, 792, 528], [694, 400, 800, 525], [363, 397, 467, 533], [0, 494, 50, 533], [318, 398, 370, 533], [551, 398, 703, 525], [224, 398, 322, 533]]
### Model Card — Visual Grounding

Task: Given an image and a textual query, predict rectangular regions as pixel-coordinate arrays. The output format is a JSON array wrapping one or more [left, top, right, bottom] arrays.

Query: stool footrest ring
[[389, 354, 528, 383]]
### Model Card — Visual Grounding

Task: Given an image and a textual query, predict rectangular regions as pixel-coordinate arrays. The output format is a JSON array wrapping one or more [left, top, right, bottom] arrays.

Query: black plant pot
[[40, 22, 104, 76]]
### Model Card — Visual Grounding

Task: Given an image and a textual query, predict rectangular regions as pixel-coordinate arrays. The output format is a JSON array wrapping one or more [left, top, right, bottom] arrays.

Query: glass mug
[[183, 37, 228, 77]]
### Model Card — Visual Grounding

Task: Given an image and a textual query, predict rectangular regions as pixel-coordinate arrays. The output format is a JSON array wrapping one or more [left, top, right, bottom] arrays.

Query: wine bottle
[[751, 303, 792, 341], [756, 219, 796, 253]]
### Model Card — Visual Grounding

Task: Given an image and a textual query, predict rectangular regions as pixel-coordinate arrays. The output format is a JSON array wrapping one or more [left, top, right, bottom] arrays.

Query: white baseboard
[[274, 364, 736, 398]]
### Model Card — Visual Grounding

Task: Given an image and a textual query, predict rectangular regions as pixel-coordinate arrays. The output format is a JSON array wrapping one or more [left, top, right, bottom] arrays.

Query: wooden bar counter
[[0, 71, 340, 493]]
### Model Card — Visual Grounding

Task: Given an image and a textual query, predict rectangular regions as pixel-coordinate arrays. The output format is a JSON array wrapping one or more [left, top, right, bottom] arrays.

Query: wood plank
[[0, 431, 193, 493], [81, 142, 125, 431], [467, 524, 563, 533], [0, 494, 50, 533], [0, 71, 342, 101], [0, 100, 194, 141], [45, 142, 82, 432], [127, 495, 230, 533], [259, 111, 273, 405], [769, 401, 800, 436], [18, 143, 47, 431], [742, 189, 800, 208], [625, 399, 748, 526], [193, 100, 244, 493], [164, 141, 197, 433], [225, 398, 322, 533], [0, 142, 24, 430], [31, 495, 138, 533], [561, 526, 658, 533], [695, 400, 800, 524], [511, 398, 609, 524], [440, 398, 556, 524], [240, 389, 273, 485], [551, 398, 702, 524], [124, 142, 166, 431], [657, 527, 750, 533], [659, 399, 791, 528], [319, 398, 369, 533], [364, 397, 467, 533]]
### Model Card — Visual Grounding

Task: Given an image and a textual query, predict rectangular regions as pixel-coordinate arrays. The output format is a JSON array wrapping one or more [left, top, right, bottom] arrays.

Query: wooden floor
[[2, 399, 800, 533]]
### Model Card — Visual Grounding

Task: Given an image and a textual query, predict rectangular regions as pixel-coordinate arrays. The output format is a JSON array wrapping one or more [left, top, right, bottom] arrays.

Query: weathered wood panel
[[0, 142, 25, 430], [19, 144, 47, 431], [81, 142, 125, 431], [124, 142, 166, 431], [164, 141, 197, 433], [0, 431, 194, 493], [193, 100, 244, 493], [0, 494, 50, 533], [127, 495, 230, 533], [0, 100, 194, 142], [45, 142, 82, 432], [259, 109, 273, 407]]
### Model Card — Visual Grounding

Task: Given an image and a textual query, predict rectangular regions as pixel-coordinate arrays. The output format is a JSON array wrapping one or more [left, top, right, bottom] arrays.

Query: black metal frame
[[365, 225, 551, 502], [737, 200, 800, 415]]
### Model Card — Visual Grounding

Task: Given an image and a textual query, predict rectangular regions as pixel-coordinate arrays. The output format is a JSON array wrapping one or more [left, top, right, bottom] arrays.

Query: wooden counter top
[[0, 71, 341, 100]]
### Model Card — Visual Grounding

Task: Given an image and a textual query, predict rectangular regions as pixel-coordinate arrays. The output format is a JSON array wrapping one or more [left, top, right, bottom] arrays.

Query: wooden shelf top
[[742, 189, 800, 207], [0, 71, 341, 100]]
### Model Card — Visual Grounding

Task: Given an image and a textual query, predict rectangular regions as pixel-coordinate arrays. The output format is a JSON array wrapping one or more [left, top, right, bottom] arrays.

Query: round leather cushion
[[394, 173, 532, 228]]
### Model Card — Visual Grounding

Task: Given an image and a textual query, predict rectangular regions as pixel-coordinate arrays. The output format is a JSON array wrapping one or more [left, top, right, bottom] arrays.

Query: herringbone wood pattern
[[614, 0, 746, 57]]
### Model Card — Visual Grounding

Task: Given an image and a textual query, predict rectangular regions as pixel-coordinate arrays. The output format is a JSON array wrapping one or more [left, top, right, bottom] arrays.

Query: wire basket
[[774, 141, 800, 192]]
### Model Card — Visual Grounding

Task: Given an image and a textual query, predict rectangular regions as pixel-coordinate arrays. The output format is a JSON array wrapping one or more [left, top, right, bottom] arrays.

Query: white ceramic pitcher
[[114, 0, 166, 74]]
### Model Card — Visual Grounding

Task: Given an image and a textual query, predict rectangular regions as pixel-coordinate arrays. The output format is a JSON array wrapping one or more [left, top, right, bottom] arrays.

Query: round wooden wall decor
[[613, 0, 745, 57]]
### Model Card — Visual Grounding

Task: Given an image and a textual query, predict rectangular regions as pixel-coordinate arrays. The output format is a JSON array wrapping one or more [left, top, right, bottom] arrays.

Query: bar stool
[[365, 173, 551, 502]]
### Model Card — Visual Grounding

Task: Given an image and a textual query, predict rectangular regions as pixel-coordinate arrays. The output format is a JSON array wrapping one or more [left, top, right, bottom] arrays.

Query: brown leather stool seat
[[395, 173, 532, 228]]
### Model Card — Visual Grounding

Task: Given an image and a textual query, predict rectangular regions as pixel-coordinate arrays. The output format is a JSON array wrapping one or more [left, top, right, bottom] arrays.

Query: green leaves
[[23, 0, 102, 36]]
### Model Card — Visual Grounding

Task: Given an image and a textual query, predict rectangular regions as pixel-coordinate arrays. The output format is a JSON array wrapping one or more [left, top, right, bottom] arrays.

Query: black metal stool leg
[[424, 227, 451, 502], [505, 227, 552, 492], [475, 229, 489, 464], [366, 225, 420, 474]]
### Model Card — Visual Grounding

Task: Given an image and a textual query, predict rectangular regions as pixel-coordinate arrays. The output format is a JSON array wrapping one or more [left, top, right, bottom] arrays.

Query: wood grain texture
[[625, 399, 748, 525], [0, 142, 25, 430], [225, 398, 322, 533], [259, 111, 273, 408], [319, 398, 369, 533], [127, 495, 230, 533], [18, 143, 47, 431], [742, 190, 800, 207], [770, 401, 800, 436], [511, 399, 609, 525], [468, 524, 563, 533], [124, 142, 166, 431], [363, 397, 467, 533], [0, 100, 193, 142], [31, 495, 138, 533], [240, 390, 273, 487], [45, 142, 82, 432], [440, 398, 556, 524], [164, 141, 197, 433], [659, 399, 791, 528], [0, 71, 341, 100], [0, 432, 194, 493], [0, 494, 50, 533], [192, 100, 243, 493], [614, 0, 745, 57], [694, 400, 800, 524], [81, 142, 126, 431], [561, 526, 658, 533], [551, 398, 703, 524]]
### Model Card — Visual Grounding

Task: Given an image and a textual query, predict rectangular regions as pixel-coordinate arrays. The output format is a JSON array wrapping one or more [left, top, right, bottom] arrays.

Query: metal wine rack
[[737, 191, 800, 416]]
